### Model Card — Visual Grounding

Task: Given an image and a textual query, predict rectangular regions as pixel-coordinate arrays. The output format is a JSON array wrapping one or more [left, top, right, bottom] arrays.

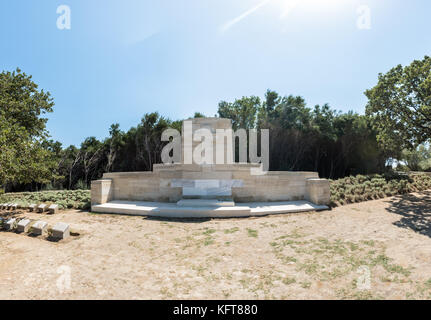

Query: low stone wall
[[91, 164, 330, 206], [232, 170, 319, 202]]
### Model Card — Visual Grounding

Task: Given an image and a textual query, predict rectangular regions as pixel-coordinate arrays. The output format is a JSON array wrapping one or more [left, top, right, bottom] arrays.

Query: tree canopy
[[3, 58, 431, 192], [0, 68, 57, 186], [218, 90, 385, 178], [365, 56, 431, 152]]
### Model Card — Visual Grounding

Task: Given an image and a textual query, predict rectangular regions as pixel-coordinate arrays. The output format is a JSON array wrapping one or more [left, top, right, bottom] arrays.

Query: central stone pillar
[[170, 117, 244, 207], [182, 117, 234, 166]]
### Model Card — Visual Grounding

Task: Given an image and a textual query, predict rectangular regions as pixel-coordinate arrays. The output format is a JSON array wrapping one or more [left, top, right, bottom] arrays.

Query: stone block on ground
[[306, 178, 331, 205], [31, 221, 48, 235], [51, 222, 70, 240], [29, 204, 37, 212], [5, 218, 17, 231], [17, 219, 32, 233], [37, 204, 47, 213], [48, 204, 59, 214]]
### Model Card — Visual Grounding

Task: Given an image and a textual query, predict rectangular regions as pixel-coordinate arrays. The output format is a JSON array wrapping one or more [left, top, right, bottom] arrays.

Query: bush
[[330, 173, 431, 207], [75, 180, 88, 190], [0, 190, 91, 210]]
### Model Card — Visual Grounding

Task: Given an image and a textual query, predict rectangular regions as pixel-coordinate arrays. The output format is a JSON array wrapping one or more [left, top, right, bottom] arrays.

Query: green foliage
[[218, 96, 260, 130], [0, 69, 189, 191], [0, 68, 391, 189], [220, 90, 386, 178], [398, 145, 431, 172], [0, 68, 57, 186], [330, 173, 431, 206], [365, 56, 431, 152], [36, 112, 181, 191], [4, 62, 430, 191], [193, 112, 206, 118], [0, 190, 90, 210]]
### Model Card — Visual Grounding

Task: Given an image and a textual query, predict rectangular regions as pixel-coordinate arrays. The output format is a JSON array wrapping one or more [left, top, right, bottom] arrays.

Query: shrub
[[330, 173, 431, 207], [0, 190, 91, 211]]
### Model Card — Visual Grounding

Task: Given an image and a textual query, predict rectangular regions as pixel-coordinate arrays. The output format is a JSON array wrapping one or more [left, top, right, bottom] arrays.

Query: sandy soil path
[[1, 191, 431, 300]]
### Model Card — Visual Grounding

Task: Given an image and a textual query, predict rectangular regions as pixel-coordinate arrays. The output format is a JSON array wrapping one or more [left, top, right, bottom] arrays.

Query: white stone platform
[[91, 200, 328, 218]]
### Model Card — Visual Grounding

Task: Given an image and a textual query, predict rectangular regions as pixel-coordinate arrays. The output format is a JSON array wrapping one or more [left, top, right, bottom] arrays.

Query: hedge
[[330, 173, 431, 207], [0, 190, 90, 210]]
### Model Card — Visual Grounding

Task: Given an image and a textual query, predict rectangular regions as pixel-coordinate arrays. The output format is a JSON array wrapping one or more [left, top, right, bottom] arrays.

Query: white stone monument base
[[91, 200, 328, 218], [91, 117, 332, 218]]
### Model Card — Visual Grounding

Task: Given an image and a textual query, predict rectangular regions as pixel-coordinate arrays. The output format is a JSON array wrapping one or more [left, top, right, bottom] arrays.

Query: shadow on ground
[[145, 216, 211, 224], [0, 210, 22, 219], [385, 190, 431, 238]]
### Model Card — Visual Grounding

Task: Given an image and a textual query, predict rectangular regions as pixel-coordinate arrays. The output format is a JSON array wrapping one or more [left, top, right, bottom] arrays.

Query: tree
[[0, 68, 56, 189], [219, 90, 385, 178], [218, 96, 260, 130], [104, 123, 124, 173], [81, 137, 103, 187], [61, 145, 82, 190], [365, 56, 431, 152], [399, 145, 431, 172], [193, 112, 206, 118], [41, 139, 64, 189], [135, 113, 172, 171]]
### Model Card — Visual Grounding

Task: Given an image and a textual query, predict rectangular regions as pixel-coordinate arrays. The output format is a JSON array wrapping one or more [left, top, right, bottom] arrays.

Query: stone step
[[92, 200, 328, 218], [158, 206, 251, 218], [176, 199, 235, 207]]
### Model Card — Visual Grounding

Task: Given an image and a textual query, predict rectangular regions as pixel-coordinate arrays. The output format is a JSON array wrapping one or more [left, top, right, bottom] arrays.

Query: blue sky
[[1, 0, 430, 146]]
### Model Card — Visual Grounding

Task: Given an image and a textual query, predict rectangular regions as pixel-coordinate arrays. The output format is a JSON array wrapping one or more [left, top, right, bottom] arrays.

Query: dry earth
[[1, 191, 431, 300]]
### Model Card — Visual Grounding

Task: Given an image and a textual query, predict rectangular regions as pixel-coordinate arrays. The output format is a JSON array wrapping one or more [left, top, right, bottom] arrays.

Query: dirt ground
[[1, 191, 431, 300]]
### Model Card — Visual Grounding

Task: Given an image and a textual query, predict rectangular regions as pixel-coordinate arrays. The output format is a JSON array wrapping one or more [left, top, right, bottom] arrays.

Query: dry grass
[[1, 191, 431, 299]]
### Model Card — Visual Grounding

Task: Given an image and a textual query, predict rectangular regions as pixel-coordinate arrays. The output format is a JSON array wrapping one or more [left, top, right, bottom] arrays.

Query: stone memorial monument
[[91, 118, 330, 217]]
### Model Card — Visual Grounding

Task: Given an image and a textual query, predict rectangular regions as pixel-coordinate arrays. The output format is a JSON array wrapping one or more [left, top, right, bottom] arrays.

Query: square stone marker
[[48, 204, 59, 215], [11, 203, 19, 210], [17, 219, 32, 233], [28, 204, 37, 212], [31, 221, 48, 236], [51, 222, 70, 240], [37, 204, 47, 213], [5, 218, 17, 231], [7, 204, 13, 210]]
